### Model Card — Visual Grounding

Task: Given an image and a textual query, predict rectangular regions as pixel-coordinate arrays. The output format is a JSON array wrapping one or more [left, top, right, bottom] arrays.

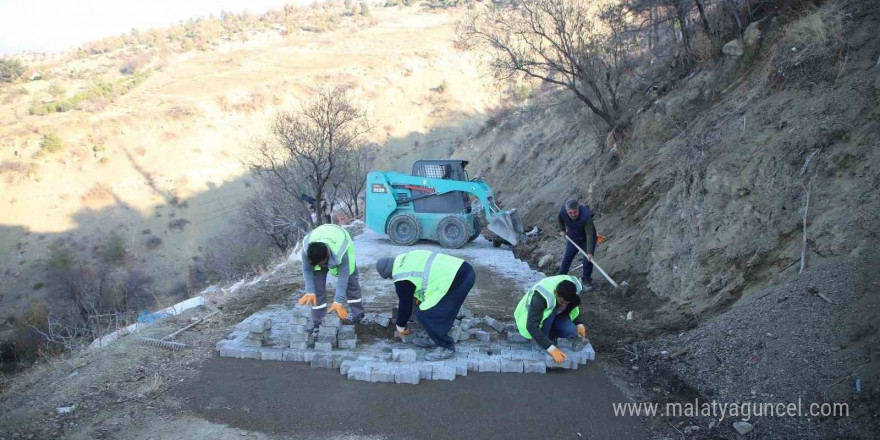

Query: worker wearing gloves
[[375, 250, 476, 361], [557, 198, 600, 290], [514, 275, 588, 364], [298, 224, 364, 326]]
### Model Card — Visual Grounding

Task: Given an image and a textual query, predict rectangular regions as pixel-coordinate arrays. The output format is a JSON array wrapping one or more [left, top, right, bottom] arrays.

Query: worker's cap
[[375, 257, 394, 279]]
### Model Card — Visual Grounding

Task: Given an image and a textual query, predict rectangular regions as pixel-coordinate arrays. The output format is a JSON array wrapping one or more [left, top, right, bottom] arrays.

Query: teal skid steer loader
[[365, 160, 524, 249]]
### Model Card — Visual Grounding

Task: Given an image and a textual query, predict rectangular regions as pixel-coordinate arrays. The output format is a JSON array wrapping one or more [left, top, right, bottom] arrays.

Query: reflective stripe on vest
[[303, 224, 354, 275], [514, 275, 583, 339]]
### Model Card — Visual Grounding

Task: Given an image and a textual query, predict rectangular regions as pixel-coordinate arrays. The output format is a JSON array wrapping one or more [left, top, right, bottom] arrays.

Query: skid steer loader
[[365, 160, 524, 249]]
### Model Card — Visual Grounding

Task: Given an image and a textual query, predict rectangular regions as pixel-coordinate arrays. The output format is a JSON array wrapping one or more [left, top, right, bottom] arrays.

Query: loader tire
[[437, 216, 469, 249], [387, 213, 421, 246], [468, 217, 481, 242]]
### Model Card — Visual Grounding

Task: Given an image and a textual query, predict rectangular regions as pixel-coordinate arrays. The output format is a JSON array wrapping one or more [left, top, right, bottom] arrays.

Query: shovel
[[563, 235, 618, 288]]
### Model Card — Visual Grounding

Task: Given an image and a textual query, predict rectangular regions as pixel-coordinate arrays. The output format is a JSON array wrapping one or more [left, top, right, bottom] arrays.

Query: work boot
[[581, 278, 593, 291], [424, 347, 455, 361], [412, 335, 436, 348]]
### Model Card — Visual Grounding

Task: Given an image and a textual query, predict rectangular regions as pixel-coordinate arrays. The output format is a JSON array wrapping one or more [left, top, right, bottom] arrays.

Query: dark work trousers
[[396, 262, 475, 350], [541, 311, 578, 340], [310, 267, 365, 325], [558, 240, 594, 282]]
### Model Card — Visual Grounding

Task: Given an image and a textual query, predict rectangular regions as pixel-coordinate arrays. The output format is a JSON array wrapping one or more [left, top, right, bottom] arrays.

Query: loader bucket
[[488, 209, 525, 246]]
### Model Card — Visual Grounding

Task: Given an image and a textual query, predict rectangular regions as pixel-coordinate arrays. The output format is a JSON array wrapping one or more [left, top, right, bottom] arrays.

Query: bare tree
[[241, 181, 311, 250], [247, 86, 371, 227], [338, 143, 378, 219], [458, 0, 627, 133]]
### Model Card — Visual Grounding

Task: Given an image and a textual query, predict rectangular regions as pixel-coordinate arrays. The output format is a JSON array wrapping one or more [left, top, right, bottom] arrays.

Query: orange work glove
[[547, 346, 568, 364], [396, 326, 410, 338], [298, 293, 317, 306], [577, 324, 587, 339], [328, 301, 348, 320], [597, 235, 607, 244]]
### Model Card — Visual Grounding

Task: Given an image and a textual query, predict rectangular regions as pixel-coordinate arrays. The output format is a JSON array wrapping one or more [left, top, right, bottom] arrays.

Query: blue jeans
[[558, 240, 593, 281], [541, 312, 578, 340]]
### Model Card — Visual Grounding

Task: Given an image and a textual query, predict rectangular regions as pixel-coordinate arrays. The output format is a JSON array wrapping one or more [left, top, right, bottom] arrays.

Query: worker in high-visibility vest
[[375, 250, 476, 361], [298, 224, 364, 326], [514, 275, 588, 364]]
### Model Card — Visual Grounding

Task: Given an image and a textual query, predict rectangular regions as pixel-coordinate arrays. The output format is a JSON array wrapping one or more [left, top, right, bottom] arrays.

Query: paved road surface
[[177, 357, 651, 440]]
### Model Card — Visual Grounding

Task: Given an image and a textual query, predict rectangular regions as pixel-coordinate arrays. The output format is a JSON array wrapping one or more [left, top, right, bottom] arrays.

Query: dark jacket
[[557, 204, 597, 253], [526, 293, 586, 350]]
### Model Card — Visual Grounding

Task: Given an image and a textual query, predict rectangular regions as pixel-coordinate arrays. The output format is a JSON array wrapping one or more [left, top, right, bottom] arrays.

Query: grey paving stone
[[582, 343, 596, 361], [448, 327, 462, 341], [523, 360, 547, 374], [369, 367, 395, 383], [337, 327, 356, 340], [465, 357, 481, 371], [459, 319, 473, 331], [337, 339, 357, 350], [292, 305, 311, 317], [215, 340, 230, 351], [290, 316, 309, 325], [448, 360, 468, 376], [432, 365, 455, 381], [568, 352, 587, 365], [319, 326, 338, 337], [289, 341, 308, 350], [219, 346, 240, 358], [314, 342, 333, 352], [545, 355, 576, 369], [500, 359, 524, 373], [283, 349, 305, 362], [310, 354, 333, 368], [457, 331, 472, 342], [289, 324, 307, 334], [243, 338, 264, 347], [417, 363, 433, 380], [556, 338, 573, 349], [347, 366, 371, 382], [478, 359, 501, 373], [392, 348, 417, 362], [302, 351, 316, 362], [507, 331, 529, 343], [261, 349, 284, 361], [242, 319, 272, 333], [317, 334, 338, 344], [240, 348, 261, 360], [475, 331, 491, 342], [339, 360, 358, 375], [395, 367, 420, 385], [289, 332, 309, 342], [322, 315, 341, 327], [505, 323, 517, 332]]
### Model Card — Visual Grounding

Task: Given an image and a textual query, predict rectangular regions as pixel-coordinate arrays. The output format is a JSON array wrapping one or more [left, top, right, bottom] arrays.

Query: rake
[[136, 310, 220, 351]]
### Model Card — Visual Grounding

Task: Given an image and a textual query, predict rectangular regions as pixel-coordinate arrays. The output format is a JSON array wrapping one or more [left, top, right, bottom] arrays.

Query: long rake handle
[[563, 235, 618, 288], [163, 310, 219, 340]]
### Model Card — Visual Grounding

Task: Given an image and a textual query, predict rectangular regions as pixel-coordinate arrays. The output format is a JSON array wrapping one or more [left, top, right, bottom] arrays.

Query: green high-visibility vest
[[303, 224, 355, 276], [514, 275, 582, 339], [392, 250, 464, 311]]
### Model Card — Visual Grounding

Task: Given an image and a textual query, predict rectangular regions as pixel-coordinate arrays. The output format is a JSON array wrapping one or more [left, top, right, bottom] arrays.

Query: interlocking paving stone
[[432, 365, 456, 381], [337, 339, 357, 350], [500, 359, 524, 373], [314, 342, 333, 352], [392, 348, 417, 362]]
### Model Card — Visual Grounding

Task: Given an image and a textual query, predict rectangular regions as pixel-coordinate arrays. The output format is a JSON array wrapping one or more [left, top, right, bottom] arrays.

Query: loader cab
[[410, 160, 471, 214]]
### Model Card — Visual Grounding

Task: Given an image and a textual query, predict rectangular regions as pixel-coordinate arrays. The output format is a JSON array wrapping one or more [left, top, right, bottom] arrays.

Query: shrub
[[41, 133, 64, 154], [47, 82, 66, 98], [47, 243, 72, 272], [103, 233, 126, 265], [0, 58, 26, 83]]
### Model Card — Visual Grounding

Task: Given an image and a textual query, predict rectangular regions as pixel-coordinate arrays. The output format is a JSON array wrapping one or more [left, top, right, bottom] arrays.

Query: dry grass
[[774, 4, 846, 81], [82, 183, 114, 201]]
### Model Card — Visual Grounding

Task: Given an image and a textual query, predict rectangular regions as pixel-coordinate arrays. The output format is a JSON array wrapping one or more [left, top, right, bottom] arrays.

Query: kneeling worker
[[298, 224, 365, 326], [375, 250, 475, 361], [514, 275, 588, 364]]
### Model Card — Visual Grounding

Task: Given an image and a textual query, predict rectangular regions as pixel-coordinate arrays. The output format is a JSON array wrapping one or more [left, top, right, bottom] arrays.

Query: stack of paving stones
[[216, 304, 595, 385]]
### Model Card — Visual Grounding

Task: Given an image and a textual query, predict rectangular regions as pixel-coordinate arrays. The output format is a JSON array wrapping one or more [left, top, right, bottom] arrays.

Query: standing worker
[[514, 275, 588, 364], [298, 224, 365, 326], [557, 199, 598, 290], [375, 250, 476, 361]]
